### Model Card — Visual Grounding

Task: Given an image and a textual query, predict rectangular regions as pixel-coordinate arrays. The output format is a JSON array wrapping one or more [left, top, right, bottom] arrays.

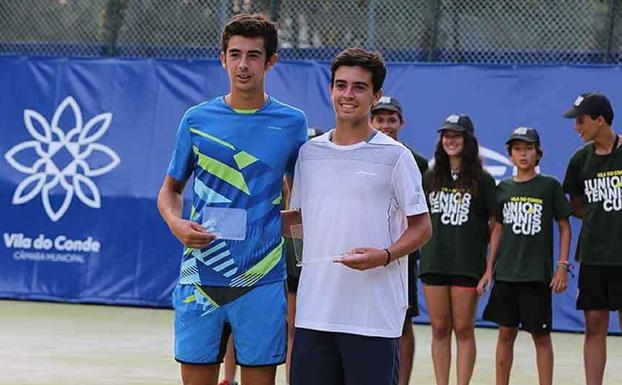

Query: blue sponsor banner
[[0, 56, 620, 332]]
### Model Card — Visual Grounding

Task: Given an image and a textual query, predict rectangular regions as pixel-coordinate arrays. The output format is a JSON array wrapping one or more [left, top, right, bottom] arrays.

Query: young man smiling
[[158, 14, 307, 385], [288, 48, 432, 385], [562, 92, 621, 385]]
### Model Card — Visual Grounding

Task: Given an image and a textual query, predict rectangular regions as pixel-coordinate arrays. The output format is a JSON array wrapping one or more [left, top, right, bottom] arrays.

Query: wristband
[[383, 248, 392, 266], [557, 260, 569, 269]]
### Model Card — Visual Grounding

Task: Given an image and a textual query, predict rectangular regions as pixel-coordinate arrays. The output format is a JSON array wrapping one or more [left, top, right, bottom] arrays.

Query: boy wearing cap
[[478, 127, 571, 385], [370, 96, 429, 173], [562, 92, 621, 385], [370, 95, 428, 385]]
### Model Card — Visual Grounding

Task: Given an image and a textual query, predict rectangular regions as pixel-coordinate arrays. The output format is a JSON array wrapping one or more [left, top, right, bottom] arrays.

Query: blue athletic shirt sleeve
[[167, 110, 194, 182], [285, 113, 308, 179]]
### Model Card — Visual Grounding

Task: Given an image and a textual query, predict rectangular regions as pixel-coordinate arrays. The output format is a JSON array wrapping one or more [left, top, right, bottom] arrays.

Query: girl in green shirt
[[420, 114, 496, 385]]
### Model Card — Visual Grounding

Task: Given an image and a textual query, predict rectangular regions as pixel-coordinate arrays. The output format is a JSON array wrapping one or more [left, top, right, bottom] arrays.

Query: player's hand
[[550, 267, 568, 293], [333, 247, 387, 271], [477, 270, 493, 296], [169, 218, 216, 249]]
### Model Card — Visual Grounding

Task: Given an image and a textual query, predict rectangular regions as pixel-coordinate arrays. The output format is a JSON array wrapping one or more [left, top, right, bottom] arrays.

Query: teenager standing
[[419, 114, 496, 385], [562, 92, 621, 385], [479, 127, 571, 385]]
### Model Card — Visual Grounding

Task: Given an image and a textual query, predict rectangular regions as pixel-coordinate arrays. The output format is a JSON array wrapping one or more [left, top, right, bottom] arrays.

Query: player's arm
[[283, 175, 293, 207], [477, 218, 501, 295], [157, 176, 215, 249], [336, 212, 432, 271], [551, 217, 571, 293], [280, 175, 302, 235], [569, 195, 585, 219]]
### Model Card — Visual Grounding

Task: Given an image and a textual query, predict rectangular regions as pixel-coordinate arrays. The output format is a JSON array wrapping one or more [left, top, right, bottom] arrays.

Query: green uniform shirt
[[563, 142, 622, 265], [494, 174, 571, 283], [420, 170, 496, 279], [403, 144, 428, 264], [404, 143, 429, 175]]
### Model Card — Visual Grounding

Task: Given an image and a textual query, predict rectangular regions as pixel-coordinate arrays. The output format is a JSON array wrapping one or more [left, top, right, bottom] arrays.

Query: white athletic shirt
[[290, 130, 428, 338]]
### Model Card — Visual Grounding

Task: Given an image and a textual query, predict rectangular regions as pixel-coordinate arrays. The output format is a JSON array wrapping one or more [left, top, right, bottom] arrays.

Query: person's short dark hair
[[330, 48, 386, 93], [563, 92, 614, 126], [221, 13, 278, 64]]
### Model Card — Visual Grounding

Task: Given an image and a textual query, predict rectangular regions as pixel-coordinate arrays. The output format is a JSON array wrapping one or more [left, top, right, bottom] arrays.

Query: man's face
[[370, 110, 403, 140], [220, 35, 276, 94], [330, 66, 381, 124], [509, 140, 539, 171], [574, 114, 602, 142]]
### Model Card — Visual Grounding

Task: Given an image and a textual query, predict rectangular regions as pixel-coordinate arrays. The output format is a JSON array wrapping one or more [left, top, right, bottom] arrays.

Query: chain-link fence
[[1, 0, 621, 64]]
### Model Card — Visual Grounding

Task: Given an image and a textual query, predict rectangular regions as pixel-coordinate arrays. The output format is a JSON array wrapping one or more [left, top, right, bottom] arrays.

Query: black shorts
[[287, 275, 299, 294], [406, 251, 420, 318], [577, 264, 622, 311], [482, 281, 552, 334], [290, 328, 399, 385], [419, 273, 478, 288], [284, 237, 300, 293]]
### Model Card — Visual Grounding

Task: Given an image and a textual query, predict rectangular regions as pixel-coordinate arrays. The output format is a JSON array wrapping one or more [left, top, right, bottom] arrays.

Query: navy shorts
[[290, 328, 399, 385], [284, 237, 301, 293], [406, 252, 420, 318]]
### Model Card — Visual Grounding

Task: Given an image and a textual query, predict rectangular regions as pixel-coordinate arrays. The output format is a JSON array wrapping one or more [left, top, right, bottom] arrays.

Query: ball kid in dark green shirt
[[419, 114, 494, 385], [479, 127, 571, 385], [561, 92, 621, 385], [479, 127, 572, 289]]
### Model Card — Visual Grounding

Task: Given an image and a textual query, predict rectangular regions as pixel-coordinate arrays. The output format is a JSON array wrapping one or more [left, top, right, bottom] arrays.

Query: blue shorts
[[290, 328, 399, 385], [173, 281, 287, 366]]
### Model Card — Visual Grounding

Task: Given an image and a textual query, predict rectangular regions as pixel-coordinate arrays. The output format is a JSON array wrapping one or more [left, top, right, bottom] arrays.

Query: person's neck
[[225, 90, 267, 110], [332, 119, 374, 145], [513, 168, 538, 182], [449, 156, 461, 172], [593, 127, 618, 155]]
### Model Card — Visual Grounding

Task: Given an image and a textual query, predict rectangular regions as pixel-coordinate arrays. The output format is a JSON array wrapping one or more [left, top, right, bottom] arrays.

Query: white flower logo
[[4, 96, 120, 222]]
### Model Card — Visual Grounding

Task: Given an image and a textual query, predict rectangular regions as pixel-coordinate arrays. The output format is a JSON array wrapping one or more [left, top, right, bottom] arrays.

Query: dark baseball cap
[[438, 114, 474, 133], [563, 92, 614, 122], [506, 126, 540, 145], [371, 96, 402, 115]]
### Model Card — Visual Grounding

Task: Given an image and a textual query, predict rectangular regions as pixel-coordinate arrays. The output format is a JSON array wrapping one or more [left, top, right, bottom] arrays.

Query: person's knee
[[531, 333, 551, 347], [181, 364, 218, 385], [453, 322, 475, 341], [585, 314, 608, 337], [498, 328, 518, 344], [431, 320, 452, 340], [240, 366, 277, 385]]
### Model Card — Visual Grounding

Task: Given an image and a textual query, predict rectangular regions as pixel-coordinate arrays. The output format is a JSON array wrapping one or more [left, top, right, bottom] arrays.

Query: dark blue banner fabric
[[1, 56, 621, 332]]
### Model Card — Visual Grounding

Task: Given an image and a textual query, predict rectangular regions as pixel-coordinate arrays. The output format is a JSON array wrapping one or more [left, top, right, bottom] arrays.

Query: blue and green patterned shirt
[[167, 96, 307, 287]]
